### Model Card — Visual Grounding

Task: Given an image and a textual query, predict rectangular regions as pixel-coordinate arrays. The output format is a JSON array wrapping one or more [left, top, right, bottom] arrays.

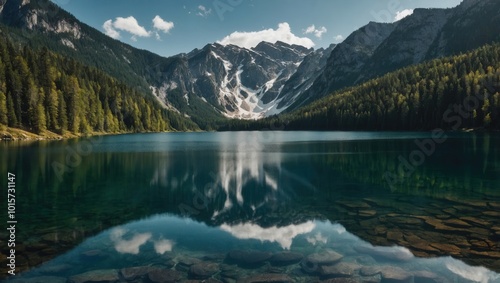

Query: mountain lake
[[1, 131, 500, 282]]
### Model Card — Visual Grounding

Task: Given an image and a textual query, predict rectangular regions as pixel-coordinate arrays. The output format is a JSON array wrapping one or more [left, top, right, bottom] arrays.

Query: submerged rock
[[304, 250, 344, 265], [359, 210, 377, 217], [380, 266, 412, 283], [319, 262, 361, 277], [442, 219, 471, 228], [147, 268, 183, 283], [120, 266, 155, 281], [189, 262, 220, 279], [337, 201, 371, 209], [353, 246, 413, 262], [68, 269, 119, 283], [227, 250, 273, 266], [412, 270, 443, 283], [238, 273, 294, 283], [9, 276, 67, 283], [321, 279, 363, 283], [176, 256, 203, 272], [459, 217, 490, 227], [270, 252, 304, 266], [429, 243, 461, 256], [39, 263, 73, 274], [359, 266, 381, 277]]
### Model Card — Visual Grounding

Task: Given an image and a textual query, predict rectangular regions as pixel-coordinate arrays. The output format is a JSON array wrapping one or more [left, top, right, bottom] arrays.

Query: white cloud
[[103, 19, 120, 39], [334, 34, 344, 42], [394, 9, 414, 22], [218, 22, 315, 49], [197, 5, 212, 17], [103, 15, 174, 41], [304, 25, 327, 39], [103, 16, 151, 40], [153, 15, 174, 33], [114, 16, 151, 37]]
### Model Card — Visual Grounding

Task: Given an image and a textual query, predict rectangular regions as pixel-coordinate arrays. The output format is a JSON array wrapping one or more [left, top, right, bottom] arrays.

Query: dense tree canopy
[[0, 33, 199, 135], [220, 44, 500, 131]]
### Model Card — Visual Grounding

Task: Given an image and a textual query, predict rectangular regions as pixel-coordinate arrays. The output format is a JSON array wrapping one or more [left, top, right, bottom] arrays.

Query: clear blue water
[[1, 132, 500, 282]]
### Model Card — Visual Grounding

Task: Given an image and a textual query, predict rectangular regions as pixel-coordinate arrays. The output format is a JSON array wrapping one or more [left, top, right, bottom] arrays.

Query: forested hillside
[[0, 31, 199, 136], [221, 44, 500, 131]]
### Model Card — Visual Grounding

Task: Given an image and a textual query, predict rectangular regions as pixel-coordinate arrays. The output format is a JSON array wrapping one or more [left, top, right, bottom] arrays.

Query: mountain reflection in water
[[1, 132, 500, 281], [8, 215, 500, 283]]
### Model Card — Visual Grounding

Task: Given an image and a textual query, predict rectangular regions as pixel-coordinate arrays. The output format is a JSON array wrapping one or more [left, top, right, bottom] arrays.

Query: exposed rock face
[[156, 41, 314, 119], [292, 0, 500, 112], [2, 0, 500, 123]]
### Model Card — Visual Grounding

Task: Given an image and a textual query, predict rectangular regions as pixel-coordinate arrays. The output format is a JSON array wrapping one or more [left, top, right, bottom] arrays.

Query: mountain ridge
[[1, 0, 500, 130]]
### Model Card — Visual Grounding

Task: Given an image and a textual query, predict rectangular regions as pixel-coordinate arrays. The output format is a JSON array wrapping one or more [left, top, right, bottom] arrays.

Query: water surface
[[1, 132, 499, 282]]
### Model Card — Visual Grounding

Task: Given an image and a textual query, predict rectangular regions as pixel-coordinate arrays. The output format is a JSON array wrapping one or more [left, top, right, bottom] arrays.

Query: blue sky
[[53, 0, 463, 57]]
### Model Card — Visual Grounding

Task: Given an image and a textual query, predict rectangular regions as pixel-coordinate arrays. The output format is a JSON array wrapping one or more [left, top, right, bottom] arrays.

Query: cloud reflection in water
[[220, 221, 315, 249], [110, 228, 152, 255]]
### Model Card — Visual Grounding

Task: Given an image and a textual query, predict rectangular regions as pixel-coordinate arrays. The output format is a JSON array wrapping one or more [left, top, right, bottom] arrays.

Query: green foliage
[[0, 32, 199, 135], [224, 43, 500, 131]]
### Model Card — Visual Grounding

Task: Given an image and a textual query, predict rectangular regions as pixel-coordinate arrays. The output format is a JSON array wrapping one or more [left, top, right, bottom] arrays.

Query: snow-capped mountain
[[152, 41, 315, 119], [2, 0, 500, 123]]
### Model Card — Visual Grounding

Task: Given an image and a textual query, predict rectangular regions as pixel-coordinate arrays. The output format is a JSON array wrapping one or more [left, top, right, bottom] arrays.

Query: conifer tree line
[[283, 44, 500, 131], [0, 33, 197, 135], [2, 30, 500, 134], [220, 44, 500, 131]]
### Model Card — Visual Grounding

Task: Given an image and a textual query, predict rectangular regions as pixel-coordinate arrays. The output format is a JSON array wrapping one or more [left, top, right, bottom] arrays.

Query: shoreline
[[1, 126, 498, 142], [0, 127, 179, 142]]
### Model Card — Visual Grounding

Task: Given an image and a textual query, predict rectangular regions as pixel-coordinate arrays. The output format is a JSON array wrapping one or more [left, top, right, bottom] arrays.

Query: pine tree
[[6, 93, 18, 127], [46, 87, 59, 131], [57, 91, 68, 134], [0, 91, 7, 126]]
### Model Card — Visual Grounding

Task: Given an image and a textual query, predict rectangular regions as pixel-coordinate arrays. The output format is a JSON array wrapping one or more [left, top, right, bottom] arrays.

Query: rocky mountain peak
[[0, 0, 82, 39]]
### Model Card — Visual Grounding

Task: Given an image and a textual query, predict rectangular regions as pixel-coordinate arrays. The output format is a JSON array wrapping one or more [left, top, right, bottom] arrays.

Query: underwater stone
[[9, 276, 67, 283], [189, 262, 220, 279], [176, 256, 203, 272], [147, 268, 183, 283], [238, 273, 294, 283], [120, 266, 155, 281], [380, 266, 412, 283], [227, 250, 273, 265], [68, 269, 119, 283], [320, 262, 360, 278], [270, 252, 304, 266], [303, 250, 344, 266]]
